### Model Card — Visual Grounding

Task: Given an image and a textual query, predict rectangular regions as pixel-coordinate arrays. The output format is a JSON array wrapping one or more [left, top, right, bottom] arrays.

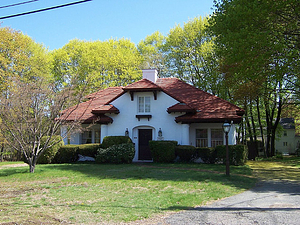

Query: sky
[[0, 0, 214, 50]]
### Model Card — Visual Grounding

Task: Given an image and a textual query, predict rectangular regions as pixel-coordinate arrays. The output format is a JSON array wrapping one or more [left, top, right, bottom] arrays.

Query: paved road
[[163, 180, 300, 225]]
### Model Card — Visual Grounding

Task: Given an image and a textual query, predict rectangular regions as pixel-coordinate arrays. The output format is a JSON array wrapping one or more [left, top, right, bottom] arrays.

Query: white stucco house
[[60, 69, 244, 162]]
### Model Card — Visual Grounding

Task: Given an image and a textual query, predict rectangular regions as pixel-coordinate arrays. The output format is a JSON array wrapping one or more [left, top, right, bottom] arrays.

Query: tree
[[162, 16, 226, 97], [209, 0, 300, 156], [137, 31, 167, 77], [52, 38, 143, 95], [0, 27, 84, 173]]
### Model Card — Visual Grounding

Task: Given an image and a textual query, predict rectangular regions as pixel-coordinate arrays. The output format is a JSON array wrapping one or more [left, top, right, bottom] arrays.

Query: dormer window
[[138, 96, 150, 113]]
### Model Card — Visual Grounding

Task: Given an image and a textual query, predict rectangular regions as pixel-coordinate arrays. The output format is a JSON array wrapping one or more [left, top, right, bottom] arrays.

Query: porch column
[[228, 124, 236, 145], [181, 124, 190, 145], [100, 124, 108, 143]]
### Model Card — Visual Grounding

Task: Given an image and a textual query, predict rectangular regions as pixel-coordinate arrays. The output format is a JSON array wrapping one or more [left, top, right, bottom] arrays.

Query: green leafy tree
[[0, 27, 84, 173], [52, 38, 143, 95], [162, 16, 226, 97], [137, 31, 167, 76], [209, 0, 300, 157]]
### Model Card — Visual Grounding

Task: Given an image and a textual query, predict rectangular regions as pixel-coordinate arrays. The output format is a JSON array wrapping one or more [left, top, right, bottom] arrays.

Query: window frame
[[196, 129, 208, 147], [211, 129, 224, 148], [138, 95, 151, 114]]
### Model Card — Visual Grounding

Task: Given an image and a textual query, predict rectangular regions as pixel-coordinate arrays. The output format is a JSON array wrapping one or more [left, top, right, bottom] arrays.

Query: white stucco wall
[[275, 129, 297, 154], [107, 91, 188, 161]]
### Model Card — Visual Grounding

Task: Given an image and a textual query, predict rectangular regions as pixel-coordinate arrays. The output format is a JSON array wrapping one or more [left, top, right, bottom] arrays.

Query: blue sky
[[0, 0, 214, 50]]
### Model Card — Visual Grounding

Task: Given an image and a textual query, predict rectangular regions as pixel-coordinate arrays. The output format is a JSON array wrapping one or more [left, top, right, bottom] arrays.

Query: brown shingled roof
[[156, 77, 244, 123], [122, 78, 162, 91], [59, 87, 123, 124], [60, 77, 244, 124], [92, 104, 120, 114]]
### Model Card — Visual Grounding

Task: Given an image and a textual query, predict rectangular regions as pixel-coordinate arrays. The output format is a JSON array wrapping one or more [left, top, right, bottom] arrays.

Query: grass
[[246, 156, 300, 181], [0, 162, 256, 224]]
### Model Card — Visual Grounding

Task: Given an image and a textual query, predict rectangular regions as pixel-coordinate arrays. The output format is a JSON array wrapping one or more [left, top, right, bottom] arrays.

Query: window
[[82, 131, 92, 144], [95, 130, 101, 143], [138, 96, 150, 113], [283, 142, 288, 147], [196, 129, 208, 147], [284, 131, 287, 136], [211, 129, 223, 147]]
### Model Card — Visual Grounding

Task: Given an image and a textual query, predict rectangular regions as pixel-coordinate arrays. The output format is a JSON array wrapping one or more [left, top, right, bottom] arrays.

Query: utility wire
[[0, 0, 39, 9], [0, 0, 92, 20]]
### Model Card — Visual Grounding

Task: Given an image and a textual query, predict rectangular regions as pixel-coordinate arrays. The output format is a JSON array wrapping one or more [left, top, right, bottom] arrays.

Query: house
[[60, 69, 244, 162], [275, 118, 300, 155]]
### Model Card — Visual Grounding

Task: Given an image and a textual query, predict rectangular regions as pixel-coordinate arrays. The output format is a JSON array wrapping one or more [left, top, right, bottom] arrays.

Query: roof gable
[[122, 78, 162, 91], [59, 77, 244, 124]]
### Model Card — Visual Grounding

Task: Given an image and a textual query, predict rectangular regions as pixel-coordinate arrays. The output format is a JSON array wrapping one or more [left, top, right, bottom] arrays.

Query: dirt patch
[[0, 163, 27, 169]]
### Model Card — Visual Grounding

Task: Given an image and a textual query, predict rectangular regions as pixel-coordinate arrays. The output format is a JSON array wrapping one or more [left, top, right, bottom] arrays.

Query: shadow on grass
[[0, 162, 256, 191]]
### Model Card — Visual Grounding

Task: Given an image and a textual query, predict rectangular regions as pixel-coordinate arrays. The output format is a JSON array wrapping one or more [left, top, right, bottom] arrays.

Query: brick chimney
[[142, 69, 158, 83]]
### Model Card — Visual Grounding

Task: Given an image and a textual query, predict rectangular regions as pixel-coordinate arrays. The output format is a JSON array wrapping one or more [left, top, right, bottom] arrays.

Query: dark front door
[[138, 129, 152, 160]]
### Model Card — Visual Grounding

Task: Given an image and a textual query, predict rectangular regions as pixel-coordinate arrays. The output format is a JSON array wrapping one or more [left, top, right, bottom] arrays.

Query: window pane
[[95, 130, 101, 143], [196, 129, 208, 147], [145, 96, 150, 112], [138, 97, 144, 113], [82, 131, 92, 144], [211, 129, 223, 148]]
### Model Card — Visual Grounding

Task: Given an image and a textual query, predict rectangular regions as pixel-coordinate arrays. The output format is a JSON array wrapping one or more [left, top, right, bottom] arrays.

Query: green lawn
[[247, 156, 300, 181], [0, 162, 256, 224]]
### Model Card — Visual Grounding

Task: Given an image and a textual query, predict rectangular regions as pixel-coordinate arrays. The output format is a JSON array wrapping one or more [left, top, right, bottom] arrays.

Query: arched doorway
[[138, 129, 152, 160]]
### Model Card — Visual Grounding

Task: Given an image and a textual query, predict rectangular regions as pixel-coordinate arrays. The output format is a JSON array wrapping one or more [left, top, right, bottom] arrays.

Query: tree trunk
[[0, 144, 4, 162], [270, 95, 283, 156], [29, 164, 35, 173], [256, 97, 265, 156]]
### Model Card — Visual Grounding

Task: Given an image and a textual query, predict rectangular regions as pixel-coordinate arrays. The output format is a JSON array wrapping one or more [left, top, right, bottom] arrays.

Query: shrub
[[232, 145, 248, 165], [149, 140, 177, 163], [95, 143, 135, 164], [175, 145, 196, 162], [215, 144, 248, 165], [101, 136, 132, 149], [53, 145, 79, 163], [37, 135, 64, 164], [196, 147, 216, 164], [77, 144, 101, 158]]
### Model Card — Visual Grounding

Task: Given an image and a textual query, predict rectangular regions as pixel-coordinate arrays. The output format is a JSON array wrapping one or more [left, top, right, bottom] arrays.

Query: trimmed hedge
[[149, 140, 177, 163], [53, 145, 79, 163], [196, 147, 216, 164], [95, 143, 135, 164], [101, 136, 132, 149], [53, 143, 101, 163], [175, 145, 196, 162], [77, 143, 100, 158], [215, 144, 248, 165], [37, 135, 64, 164]]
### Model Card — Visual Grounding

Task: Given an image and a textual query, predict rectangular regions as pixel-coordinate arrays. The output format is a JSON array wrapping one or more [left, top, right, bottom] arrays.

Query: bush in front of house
[[196, 147, 216, 164], [95, 143, 135, 164], [77, 143, 101, 158], [215, 144, 248, 165], [37, 135, 64, 164], [149, 140, 177, 163], [53, 145, 79, 163], [175, 145, 196, 162], [232, 145, 248, 165], [101, 136, 132, 149]]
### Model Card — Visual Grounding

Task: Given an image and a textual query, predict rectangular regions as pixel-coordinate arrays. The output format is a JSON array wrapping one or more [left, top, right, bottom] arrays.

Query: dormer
[[122, 72, 162, 101]]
